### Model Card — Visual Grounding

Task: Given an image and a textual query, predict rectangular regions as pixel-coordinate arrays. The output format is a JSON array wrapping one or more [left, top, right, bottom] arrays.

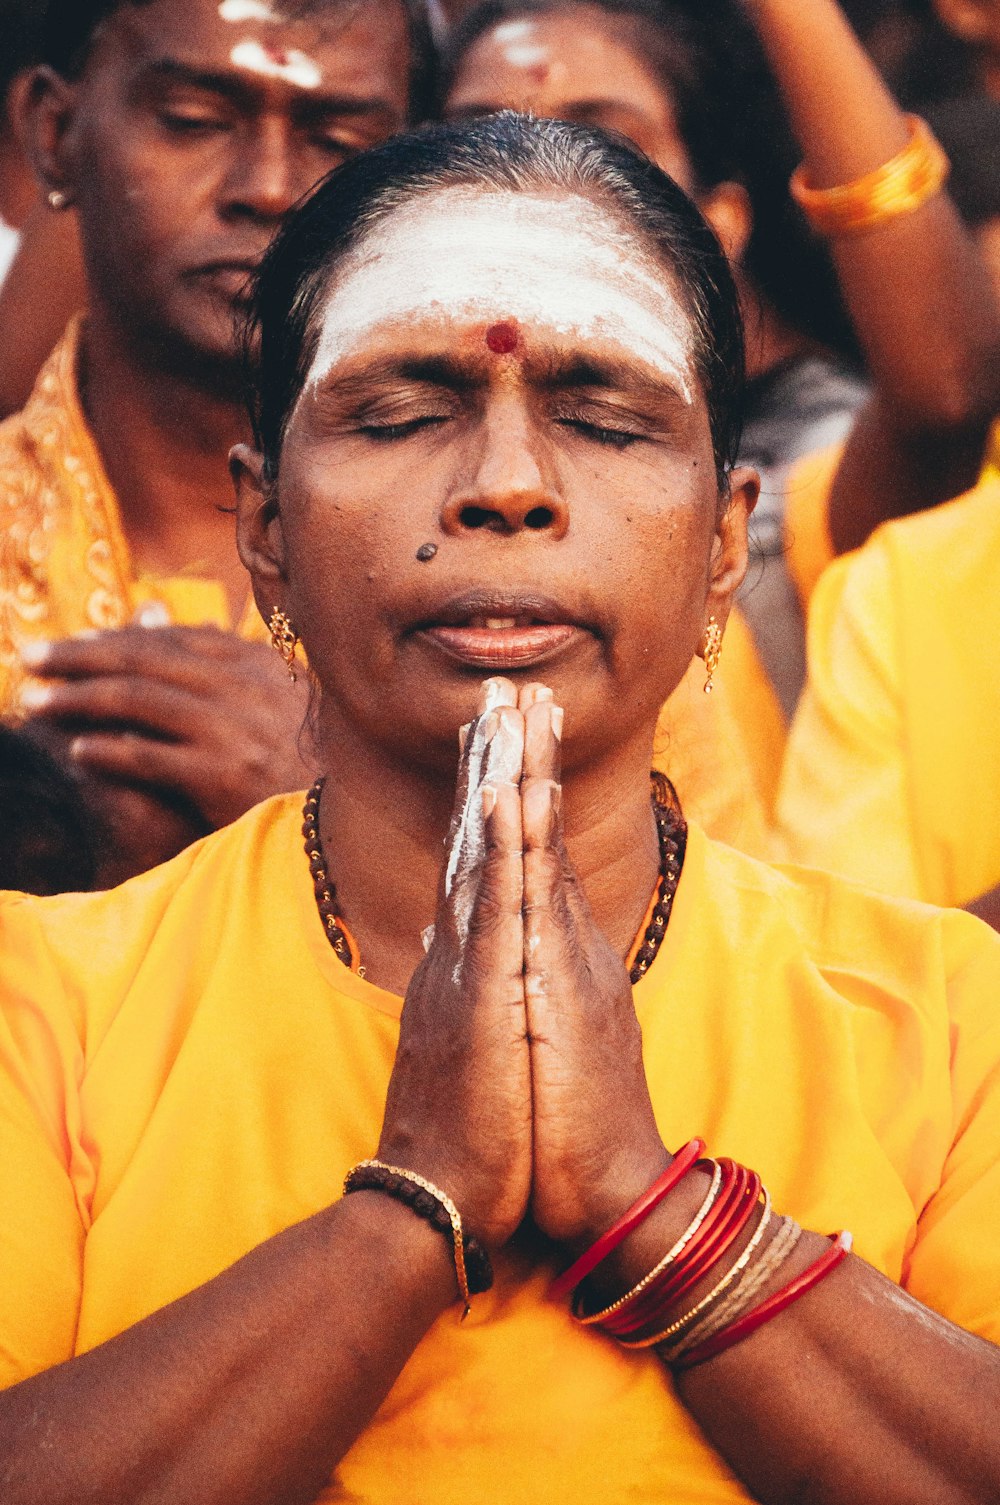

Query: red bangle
[[673, 1230, 853, 1371], [606, 1166, 761, 1337], [549, 1139, 705, 1300]]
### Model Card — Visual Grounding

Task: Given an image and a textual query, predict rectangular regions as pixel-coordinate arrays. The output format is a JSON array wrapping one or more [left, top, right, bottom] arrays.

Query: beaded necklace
[[302, 770, 687, 983]]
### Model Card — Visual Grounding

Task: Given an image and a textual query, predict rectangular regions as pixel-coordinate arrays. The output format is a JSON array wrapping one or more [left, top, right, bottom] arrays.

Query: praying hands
[[377, 676, 673, 1256]]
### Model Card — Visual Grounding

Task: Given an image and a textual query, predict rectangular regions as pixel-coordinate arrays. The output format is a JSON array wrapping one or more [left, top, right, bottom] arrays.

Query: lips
[[413, 592, 590, 671], [190, 260, 261, 302]]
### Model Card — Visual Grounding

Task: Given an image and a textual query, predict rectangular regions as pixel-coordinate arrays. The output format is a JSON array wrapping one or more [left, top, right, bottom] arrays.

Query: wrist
[[330, 1188, 458, 1320]]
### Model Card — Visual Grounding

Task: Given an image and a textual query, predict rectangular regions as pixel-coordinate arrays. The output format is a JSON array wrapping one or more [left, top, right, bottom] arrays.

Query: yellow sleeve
[[783, 446, 840, 609], [774, 542, 924, 899], [903, 911, 1000, 1342], [0, 894, 86, 1388]]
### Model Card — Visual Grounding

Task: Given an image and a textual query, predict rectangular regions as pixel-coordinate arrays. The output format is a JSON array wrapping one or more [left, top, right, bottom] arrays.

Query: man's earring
[[268, 608, 299, 682], [702, 616, 723, 695], [47, 189, 70, 211]]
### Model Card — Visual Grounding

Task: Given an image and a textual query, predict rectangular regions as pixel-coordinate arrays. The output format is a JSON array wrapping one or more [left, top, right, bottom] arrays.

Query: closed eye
[[557, 417, 644, 450], [358, 416, 452, 441]]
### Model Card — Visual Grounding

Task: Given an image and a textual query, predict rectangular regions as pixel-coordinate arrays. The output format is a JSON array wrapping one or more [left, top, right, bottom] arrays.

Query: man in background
[[1, 0, 430, 884]]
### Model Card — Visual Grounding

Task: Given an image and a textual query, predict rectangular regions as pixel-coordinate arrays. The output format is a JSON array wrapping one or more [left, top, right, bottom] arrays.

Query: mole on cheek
[[416, 542, 438, 563], [486, 321, 520, 356]]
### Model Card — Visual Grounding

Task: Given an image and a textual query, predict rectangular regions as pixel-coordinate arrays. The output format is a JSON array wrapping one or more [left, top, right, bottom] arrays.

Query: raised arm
[[745, 0, 1000, 554], [0, 686, 532, 1504]]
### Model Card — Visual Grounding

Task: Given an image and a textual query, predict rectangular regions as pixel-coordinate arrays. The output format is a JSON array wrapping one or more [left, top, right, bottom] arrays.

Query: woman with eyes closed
[[2, 115, 1000, 1505]]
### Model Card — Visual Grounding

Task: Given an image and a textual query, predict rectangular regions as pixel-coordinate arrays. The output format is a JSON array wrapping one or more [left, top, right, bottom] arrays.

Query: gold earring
[[47, 189, 70, 211], [268, 608, 299, 682], [702, 616, 723, 695]]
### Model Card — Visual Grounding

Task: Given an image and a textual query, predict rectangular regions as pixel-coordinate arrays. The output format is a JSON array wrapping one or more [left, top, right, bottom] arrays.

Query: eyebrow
[[317, 349, 694, 405], [140, 58, 401, 118]]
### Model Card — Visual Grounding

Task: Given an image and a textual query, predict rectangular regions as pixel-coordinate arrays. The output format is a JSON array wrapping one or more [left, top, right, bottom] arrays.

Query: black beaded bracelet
[[344, 1160, 494, 1309]]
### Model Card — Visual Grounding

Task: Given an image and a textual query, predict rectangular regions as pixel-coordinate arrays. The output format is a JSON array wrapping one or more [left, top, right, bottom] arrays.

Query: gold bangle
[[345, 1159, 473, 1318], [617, 1193, 774, 1352], [790, 115, 949, 237], [664, 1216, 803, 1359], [628, 1191, 773, 1350], [574, 1161, 723, 1326]]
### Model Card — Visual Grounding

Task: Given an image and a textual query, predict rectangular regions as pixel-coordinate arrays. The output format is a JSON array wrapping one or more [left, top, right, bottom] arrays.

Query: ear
[[701, 465, 758, 644], [232, 443, 290, 619], [698, 181, 753, 265], [19, 66, 82, 203], [932, 0, 996, 44]]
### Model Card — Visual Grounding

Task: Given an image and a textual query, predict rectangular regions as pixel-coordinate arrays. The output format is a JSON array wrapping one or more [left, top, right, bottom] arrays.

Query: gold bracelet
[[790, 115, 949, 237], [574, 1161, 723, 1326], [344, 1158, 473, 1317], [617, 1193, 774, 1352], [621, 1191, 773, 1351], [665, 1216, 803, 1359]]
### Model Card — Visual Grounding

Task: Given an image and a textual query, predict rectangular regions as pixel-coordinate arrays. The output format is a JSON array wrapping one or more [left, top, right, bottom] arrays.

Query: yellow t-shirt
[[2, 794, 998, 1502], [0, 318, 265, 710], [775, 476, 1000, 906]]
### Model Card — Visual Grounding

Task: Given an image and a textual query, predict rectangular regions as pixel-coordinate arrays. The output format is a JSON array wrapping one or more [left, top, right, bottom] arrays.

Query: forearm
[[746, 0, 1000, 439], [0, 1191, 454, 1505], [597, 1182, 1000, 1504]]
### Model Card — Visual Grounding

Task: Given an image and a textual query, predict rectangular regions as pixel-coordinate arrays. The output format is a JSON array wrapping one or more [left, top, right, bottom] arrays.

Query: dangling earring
[[268, 608, 299, 682], [702, 616, 723, 695], [47, 189, 70, 211]]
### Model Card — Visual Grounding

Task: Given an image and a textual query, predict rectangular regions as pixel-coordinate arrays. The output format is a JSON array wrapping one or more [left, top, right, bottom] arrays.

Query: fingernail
[[69, 736, 88, 760], [18, 640, 52, 668], [551, 782, 562, 815], [532, 685, 554, 703], [481, 784, 498, 818], [421, 923, 436, 954], [551, 705, 564, 740], [18, 683, 54, 711], [458, 721, 471, 754], [134, 602, 171, 629]]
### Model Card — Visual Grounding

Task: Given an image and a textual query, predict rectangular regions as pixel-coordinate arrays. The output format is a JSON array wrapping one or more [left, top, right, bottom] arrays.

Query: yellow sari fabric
[[2, 793, 999, 1502]]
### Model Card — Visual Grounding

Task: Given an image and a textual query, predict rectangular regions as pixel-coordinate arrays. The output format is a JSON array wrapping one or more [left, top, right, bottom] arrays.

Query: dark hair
[[245, 112, 745, 485], [40, 0, 437, 119], [0, 725, 97, 895], [442, 0, 755, 196], [0, 0, 45, 100], [440, 0, 859, 362]]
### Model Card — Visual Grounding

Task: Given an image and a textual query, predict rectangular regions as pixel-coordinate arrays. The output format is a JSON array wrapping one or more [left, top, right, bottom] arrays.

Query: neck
[[315, 715, 663, 996], [80, 308, 252, 618]]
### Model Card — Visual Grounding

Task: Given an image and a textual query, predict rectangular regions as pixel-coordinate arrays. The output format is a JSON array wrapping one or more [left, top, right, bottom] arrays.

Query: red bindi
[[485, 321, 520, 356]]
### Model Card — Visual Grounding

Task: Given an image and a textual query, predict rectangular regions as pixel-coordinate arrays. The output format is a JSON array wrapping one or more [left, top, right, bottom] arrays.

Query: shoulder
[[0, 794, 306, 1051], [688, 825, 1000, 1020]]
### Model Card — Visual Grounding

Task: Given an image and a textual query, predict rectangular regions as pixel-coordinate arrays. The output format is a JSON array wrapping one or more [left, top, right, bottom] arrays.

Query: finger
[[460, 780, 524, 997], [517, 681, 554, 712], [18, 675, 200, 739], [522, 775, 574, 1012], [18, 625, 246, 686], [477, 676, 518, 715], [67, 731, 203, 792], [444, 705, 524, 937], [522, 697, 563, 785]]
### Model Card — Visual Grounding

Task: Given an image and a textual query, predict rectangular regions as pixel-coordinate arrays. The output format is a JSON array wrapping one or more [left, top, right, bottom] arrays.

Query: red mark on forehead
[[486, 320, 520, 356]]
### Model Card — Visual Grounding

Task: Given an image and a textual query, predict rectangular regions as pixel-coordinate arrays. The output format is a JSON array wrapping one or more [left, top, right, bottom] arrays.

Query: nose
[[440, 403, 569, 539], [220, 119, 300, 223]]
